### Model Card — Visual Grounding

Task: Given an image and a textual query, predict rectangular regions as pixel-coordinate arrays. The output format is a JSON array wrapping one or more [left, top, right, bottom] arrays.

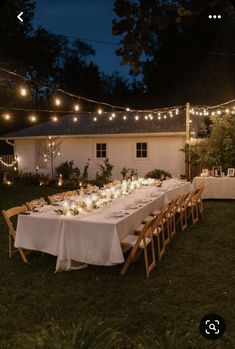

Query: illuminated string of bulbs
[[0, 67, 235, 125], [0, 156, 18, 168], [0, 67, 183, 115], [189, 106, 235, 117]]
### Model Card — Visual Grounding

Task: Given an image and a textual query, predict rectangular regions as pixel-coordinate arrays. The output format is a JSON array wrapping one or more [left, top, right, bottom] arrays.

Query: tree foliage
[[188, 115, 235, 172], [113, 0, 235, 105]]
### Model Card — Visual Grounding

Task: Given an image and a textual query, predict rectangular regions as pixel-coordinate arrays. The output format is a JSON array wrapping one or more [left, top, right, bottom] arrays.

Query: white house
[[0, 112, 203, 179]]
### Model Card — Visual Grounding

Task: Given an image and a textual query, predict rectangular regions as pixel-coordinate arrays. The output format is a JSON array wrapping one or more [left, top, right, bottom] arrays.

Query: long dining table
[[15, 180, 191, 272]]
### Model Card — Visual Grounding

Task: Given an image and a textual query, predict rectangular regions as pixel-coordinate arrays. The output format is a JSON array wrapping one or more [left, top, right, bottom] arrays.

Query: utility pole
[[185, 102, 191, 180]]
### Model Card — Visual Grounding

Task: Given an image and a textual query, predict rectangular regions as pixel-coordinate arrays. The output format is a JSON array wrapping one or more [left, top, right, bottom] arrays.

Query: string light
[[54, 98, 61, 106], [93, 117, 97, 121], [52, 115, 58, 122], [98, 108, 102, 115], [111, 112, 116, 118], [163, 115, 167, 119], [0, 156, 17, 167], [74, 104, 80, 112], [3, 113, 11, 120], [123, 115, 127, 120], [29, 115, 37, 122], [109, 116, 113, 121], [126, 108, 130, 112], [135, 115, 139, 121], [144, 115, 148, 120], [158, 116, 161, 120], [20, 86, 27, 96], [73, 116, 78, 122]]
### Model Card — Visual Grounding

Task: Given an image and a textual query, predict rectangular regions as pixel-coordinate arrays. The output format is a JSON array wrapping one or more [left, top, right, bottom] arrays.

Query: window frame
[[135, 142, 148, 160], [96, 142, 107, 159]]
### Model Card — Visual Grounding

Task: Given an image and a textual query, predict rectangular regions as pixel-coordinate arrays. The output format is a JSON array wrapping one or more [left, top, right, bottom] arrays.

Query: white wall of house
[[14, 134, 186, 179]]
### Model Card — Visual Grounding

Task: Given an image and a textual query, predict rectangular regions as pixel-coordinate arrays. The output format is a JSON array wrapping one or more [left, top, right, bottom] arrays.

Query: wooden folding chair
[[168, 196, 180, 239], [63, 190, 77, 198], [2, 205, 30, 263], [25, 197, 47, 210], [161, 199, 174, 247], [176, 193, 190, 231], [48, 193, 64, 204], [140, 209, 166, 261], [120, 216, 156, 277], [197, 185, 205, 219], [187, 188, 201, 224]]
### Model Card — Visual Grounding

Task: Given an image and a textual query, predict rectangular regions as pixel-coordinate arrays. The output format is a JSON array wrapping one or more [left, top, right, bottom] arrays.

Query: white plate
[[108, 211, 125, 218]]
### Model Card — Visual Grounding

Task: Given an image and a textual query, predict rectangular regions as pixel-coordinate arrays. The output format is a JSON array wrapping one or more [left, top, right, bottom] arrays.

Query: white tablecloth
[[15, 182, 190, 271], [193, 176, 235, 199]]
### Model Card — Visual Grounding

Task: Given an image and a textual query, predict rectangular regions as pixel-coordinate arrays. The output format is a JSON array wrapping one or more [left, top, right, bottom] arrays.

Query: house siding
[[14, 135, 186, 179]]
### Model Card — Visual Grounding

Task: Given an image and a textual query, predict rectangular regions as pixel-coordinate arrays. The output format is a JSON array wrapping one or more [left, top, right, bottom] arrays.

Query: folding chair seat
[[48, 193, 64, 204], [2, 205, 30, 263], [120, 216, 156, 277], [26, 197, 47, 210]]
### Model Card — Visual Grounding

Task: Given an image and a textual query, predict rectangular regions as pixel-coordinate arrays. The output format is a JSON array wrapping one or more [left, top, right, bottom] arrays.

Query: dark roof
[[0, 112, 205, 138]]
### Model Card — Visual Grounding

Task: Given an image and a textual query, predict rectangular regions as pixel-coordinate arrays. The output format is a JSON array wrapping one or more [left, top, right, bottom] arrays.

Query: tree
[[187, 115, 235, 173], [113, 0, 235, 105], [38, 137, 61, 179]]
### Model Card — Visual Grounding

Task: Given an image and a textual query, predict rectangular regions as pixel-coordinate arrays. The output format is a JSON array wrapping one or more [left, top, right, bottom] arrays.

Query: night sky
[[34, 0, 130, 77]]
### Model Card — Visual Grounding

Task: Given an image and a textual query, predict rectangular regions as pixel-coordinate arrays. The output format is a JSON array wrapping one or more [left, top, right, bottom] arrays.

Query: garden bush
[[11, 171, 49, 186], [145, 169, 172, 179], [96, 158, 113, 187]]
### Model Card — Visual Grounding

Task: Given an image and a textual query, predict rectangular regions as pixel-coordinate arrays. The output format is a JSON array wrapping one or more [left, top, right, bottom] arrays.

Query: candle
[[85, 197, 92, 212]]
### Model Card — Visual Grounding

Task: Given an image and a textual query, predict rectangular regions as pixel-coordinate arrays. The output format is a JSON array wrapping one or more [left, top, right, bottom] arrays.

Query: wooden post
[[185, 102, 190, 180]]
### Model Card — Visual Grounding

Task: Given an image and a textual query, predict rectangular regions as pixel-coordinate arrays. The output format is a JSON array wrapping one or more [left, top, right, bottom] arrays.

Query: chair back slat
[[48, 193, 64, 204], [26, 197, 47, 210]]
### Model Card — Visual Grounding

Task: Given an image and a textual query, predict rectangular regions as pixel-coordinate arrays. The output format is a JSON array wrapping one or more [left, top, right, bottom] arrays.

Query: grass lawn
[[0, 185, 234, 348]]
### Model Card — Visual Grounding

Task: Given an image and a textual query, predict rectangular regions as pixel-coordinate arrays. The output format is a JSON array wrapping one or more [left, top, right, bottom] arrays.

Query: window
[[136, 142, 147, 158], [96, 143, 107, 158]]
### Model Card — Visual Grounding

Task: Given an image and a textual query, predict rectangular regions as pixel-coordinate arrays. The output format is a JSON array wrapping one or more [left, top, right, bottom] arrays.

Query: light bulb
[[98, 108, 102, 115], [123, 115, 127, 120], [163, 115, 167, 119], [126, 108, 130, 112], [58, 152, 61, 156], [109, 116, 113, 121], [52, 115, 58, 122], [145, 115, 148, 120], [225, 108, 229, 113], [158, 116, 161, 120], [3, 113, 11, 120], [93, 117, 97, 121], [29, 115, 37, 122], [135, 115, 139, 120], [112, 112, 116, 118], [217, 110, 221, 115], [74, 104, 80, 111], [20, 87, 27, 96], [73, 117, 78, 122], [55, 98, 61, 106]]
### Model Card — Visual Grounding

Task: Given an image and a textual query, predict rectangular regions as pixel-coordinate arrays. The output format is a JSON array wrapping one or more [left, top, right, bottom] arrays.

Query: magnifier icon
[[209, 323, 216, 331]]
